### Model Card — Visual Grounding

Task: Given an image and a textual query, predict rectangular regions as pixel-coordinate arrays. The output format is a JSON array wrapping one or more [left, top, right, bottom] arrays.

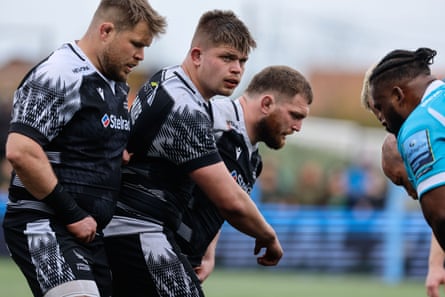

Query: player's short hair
[[95, 0, 167, 36], [191, 10, 256, 55], [245, 65, 313, 104]]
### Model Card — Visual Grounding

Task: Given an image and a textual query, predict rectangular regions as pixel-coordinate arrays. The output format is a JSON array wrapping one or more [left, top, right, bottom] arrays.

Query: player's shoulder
[[31, 42, 92, 86], [211, 97, 239, 121], [211, 98, 243, 131], [157, 66, 190, 90], [211, 97, 234, 110], [159, 66, 209, 113]]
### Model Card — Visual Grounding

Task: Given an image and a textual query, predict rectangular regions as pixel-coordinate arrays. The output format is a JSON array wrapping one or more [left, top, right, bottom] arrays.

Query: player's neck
[[239, 95, 257, 145]]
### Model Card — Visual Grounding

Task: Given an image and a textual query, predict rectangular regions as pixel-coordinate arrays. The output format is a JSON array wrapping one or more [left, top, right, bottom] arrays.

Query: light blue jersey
[[398, 80, 445, 199]]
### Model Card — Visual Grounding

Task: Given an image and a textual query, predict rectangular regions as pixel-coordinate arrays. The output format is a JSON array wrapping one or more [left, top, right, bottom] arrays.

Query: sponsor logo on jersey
[[101, 114, 110, 127], [72, 66, 90, 73], [231, 170, 252, 194], [101, 113, 130, 131]]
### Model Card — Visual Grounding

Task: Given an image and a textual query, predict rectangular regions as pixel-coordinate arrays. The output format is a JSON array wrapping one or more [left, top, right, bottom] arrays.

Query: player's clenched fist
[[254, 236, 283, 266]]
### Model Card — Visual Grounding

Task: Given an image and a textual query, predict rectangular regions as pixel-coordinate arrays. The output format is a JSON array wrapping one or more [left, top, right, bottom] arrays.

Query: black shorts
[[2, 210, 111, 297], [104, 222, 204, 297]]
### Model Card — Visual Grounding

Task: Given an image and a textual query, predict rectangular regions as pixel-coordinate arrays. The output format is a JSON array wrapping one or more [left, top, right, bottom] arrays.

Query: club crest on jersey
[[226, 120, 240, 131], [101, 113, 130, 131], [235, 147, 242, 160]]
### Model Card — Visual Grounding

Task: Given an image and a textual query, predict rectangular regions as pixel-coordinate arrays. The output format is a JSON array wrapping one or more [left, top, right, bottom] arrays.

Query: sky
[[1, 0, 445, 81]]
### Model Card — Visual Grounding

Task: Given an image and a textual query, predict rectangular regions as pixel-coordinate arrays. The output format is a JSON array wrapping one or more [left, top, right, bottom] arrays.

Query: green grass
[[203, 269, 426, 297], [0, 257, 426, 297], [0, 257, 32, 296]]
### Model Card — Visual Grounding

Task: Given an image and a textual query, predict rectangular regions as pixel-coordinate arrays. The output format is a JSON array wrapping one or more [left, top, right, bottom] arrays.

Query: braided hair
[[369, 47, 436, 86]]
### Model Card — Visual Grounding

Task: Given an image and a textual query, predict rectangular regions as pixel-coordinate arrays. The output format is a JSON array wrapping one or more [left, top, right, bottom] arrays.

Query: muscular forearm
[[429, 233, 445, 269], [191, 162, 282, 265], [191, 162, 276, 243], [421, 187, 445, 251], [426, 232, 445, 297], [218, 193, 276, 242], [195, 231, 220, 282], [202, 231, 220, 263]]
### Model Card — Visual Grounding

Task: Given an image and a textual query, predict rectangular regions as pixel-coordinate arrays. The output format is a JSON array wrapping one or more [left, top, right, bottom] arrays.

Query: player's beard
[[257, 113, 285, 150], [385, 106, 405, 135], [101, 47, 127, 82]]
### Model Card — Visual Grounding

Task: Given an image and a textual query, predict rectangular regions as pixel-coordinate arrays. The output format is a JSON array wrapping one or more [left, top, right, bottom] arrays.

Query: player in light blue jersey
[[362, 60, 445, 297], [368, 47, 445, 261]]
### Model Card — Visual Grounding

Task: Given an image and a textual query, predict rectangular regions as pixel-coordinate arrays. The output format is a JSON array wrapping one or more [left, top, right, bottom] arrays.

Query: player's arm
[[7, 133, 57, 197], [6, 132, 96, 242], [426, 232, 445, 297], [190, 161, 282, 266], [421, 187, 445, 252], [194, 230, 220, 282]]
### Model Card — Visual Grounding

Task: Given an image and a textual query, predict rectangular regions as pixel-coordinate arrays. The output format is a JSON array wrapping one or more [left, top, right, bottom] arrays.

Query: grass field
[[0, 257, 427, 297], [203, 269, 427, 297]]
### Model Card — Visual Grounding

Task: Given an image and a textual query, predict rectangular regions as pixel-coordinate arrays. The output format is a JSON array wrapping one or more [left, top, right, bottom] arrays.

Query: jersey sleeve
[[153, 103, 221, 172], [400, 95, 445, 199], [9, 60, 81, 145]]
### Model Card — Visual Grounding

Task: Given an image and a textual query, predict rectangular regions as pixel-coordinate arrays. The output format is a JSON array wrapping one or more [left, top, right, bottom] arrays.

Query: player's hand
[[254, 237, 283, 266], [194, 257, 215, 283], [122, 149, 132, 165], [426, 265, 445, 297], [66, 216, 97, 243]]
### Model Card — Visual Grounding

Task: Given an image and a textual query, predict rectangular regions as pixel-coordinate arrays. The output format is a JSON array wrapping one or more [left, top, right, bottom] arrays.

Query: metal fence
[[216, 186, 431, 283]]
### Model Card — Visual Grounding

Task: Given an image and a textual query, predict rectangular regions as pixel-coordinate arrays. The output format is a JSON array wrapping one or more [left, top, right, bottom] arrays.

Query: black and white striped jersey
[[176, 97, 263, 266], [8, 42, 130, 227], [113, 65, 222, 232]]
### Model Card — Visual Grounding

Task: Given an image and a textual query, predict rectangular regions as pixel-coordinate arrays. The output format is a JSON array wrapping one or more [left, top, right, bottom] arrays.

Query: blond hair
[[94, 0, 167, 36], [360, 64, 376, 110]]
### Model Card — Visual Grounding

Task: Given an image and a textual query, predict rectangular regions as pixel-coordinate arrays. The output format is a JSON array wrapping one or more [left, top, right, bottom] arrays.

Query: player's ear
[[392, 86, 405, 107], [190, 47, 202, 65], [260, 95, 274, 114], [99, 23, 114, 41]]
